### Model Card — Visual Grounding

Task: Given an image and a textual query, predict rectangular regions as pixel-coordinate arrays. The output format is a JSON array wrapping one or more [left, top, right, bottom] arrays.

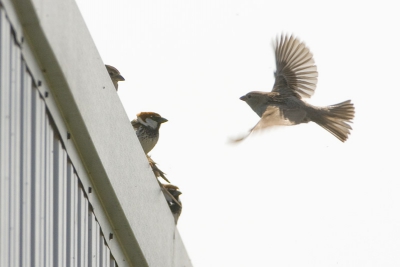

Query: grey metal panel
[[0, 8, 11, 267], [11, 0, 183, 264], [1, 7, 124, 267]]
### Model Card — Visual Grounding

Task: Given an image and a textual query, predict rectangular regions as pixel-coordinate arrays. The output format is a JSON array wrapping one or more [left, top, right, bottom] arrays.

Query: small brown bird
[[131, 112, 168, 154], [132, 112, 169, 183], [161, 184, 182, 224], [236, 34, 355, 142], [105, 64, 125, 91]]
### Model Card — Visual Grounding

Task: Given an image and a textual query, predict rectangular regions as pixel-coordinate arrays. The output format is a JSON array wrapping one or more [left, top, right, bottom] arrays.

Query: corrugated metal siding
[[0, 7, 118, 267]]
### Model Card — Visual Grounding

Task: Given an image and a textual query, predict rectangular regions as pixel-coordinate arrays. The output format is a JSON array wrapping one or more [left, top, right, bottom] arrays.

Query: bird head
[[105, 64, 125, 90], [240, 91, 268, 117], [136, 112, 168, 130]]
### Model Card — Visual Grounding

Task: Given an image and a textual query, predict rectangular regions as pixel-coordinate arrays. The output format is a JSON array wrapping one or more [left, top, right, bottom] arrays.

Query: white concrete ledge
[[6, 0, 192, 266]]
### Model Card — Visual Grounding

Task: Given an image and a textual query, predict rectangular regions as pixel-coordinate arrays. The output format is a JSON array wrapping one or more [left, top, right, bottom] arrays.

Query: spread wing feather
[[272, 35, 318, 99]]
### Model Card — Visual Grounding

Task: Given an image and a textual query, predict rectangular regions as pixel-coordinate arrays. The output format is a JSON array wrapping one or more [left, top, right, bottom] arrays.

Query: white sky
[[75, 0, 400, 266]]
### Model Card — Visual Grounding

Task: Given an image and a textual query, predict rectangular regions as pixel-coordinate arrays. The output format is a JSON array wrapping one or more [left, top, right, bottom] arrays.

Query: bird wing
[[161, 185, 182, 207], [252, 105, 295, 130], [272, 35, 318, 99], [231, 106, 297, 142], [131, 119, 140, 131]]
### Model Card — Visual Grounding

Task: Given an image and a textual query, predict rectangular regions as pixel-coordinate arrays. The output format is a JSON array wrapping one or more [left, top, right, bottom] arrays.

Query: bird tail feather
[[311, 100, 355, 142]]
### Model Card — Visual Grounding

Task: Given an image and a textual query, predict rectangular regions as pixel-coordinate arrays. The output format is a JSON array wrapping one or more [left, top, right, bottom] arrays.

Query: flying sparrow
[[236, 34, 355, 142], [105, 64, 125, 91], [131, 112, 168, 154], [161, 184, 182, 224]]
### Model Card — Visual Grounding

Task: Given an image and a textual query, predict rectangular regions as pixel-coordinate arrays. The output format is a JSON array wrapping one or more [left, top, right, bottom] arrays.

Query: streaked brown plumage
[[237, 34, 355, 142], [131, 112, 169, 182], [161, 184, 182, 224], [105, 64, 125, 91], [131, 112, 168, 154]]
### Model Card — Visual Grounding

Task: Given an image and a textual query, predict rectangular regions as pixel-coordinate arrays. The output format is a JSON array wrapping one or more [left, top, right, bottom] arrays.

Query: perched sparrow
[[147, 155, 170, 183], [161, 184, 182, 224], [105, 64, 125, 91], [131, 112, 168, 154], [236, 34, 355, 142]]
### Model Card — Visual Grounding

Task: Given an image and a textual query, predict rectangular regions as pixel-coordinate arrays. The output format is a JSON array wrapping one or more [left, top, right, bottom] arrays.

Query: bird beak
[[239, 95, 246, 101], [156, 117, 168, 123], [116, 74, 125, 81]]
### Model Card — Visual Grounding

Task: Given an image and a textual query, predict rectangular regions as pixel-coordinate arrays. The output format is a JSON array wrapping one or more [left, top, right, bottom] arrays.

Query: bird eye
[[247, 95, 251, 99]]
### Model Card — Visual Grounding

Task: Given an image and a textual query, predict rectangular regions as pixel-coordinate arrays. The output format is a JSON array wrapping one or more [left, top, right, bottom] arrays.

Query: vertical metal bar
[[95, 221, 101, 267], [110, 256, 117, 267], [30, 79, 37, 267], [53, 140, 68, 266], [99, 228, 104, 267], [9, 35, 22, 267], [77, 181, 88, 267], [60, 149, 68, 265], [72, 168, 79, 267], [105, 242, 110, 267], [52, 133, 60, 266], [80, 190, 89, 267], [66, 162, 72, 267], [38, 91, 46, 267], [32, 87, 46, 267], [20, 67, 32, 267], [66, 162, 78, 267], [44, 114, 54, 267], [88, 206, 94, 267], [0, 9, 11, 267]]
